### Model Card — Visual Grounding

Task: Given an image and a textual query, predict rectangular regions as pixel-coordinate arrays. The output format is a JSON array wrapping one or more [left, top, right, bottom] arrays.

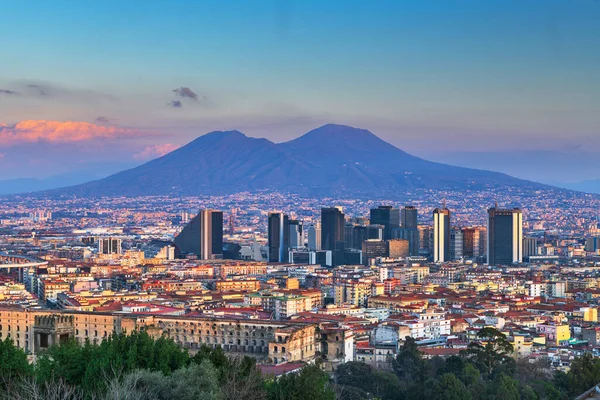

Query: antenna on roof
[[495, 200, 499, 209], [442, 198, 447, 209]]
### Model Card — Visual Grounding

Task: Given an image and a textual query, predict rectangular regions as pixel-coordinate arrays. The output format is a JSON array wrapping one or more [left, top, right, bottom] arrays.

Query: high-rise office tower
[[462, 227, 486, 259], [98, 237, 122, 255], [228, 208, 236, 235], [268, 212, 290, 262], [401, 206, 418, 229], [450, 227, 463, 261], [288, 219, 303, 249], [395, 206, 420, 256], [362, 239, 388, 265], [387, 239, 410, 259], [523, 237, 539, 259], [174, 209, 223, 259], [345, 223, 357, 248], [367, 224, 385, 240], [370, 206, 400, 240], [307, 223, 321, 251], [585, 237, 600, 252], [350, 225, 368, 250], [418, 226, 431, 256], [433, 205, 451, 262], [487, 206, 523, 265], [321, 207, 345, 266]]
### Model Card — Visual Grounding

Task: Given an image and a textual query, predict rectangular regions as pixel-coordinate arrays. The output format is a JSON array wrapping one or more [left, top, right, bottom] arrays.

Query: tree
[[105, 360, 221, 400], [220, 357, 266, 400], [35, 331, 191, 397], [267, 364, 334, 400], [485, 373, 520, 400], [561, 352, 600, 396], [35, 339, 89, 386], [459, 364, 481, 387], [0, 337, 33, 383], [334, 361, 401, 400], [393, 337, 429, 383], [435, 373, 472, 400], [463, 327, 515, 378], [2, 378, 84, 400]]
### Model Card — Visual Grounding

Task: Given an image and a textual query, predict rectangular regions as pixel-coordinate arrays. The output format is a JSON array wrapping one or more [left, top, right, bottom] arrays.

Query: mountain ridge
[[37, 124, 549, 198]]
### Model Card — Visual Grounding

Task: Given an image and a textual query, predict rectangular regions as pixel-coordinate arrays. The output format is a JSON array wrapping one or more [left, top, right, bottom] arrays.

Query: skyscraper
[[523, 237, 539, 259], [307, 223, 321, 251], [174, 209, 223, 259], [401, 206, 418, 229], [351, 225, 368, 250], [288, 219, 303, 249], [387, 239, 410, 259], [362, 239, 388, 265], [487, 206, 523, 265], [462, 227, 486, 260], [433, 205, 451, 262], [268, 212, 290, 262], [98, 237, 122, 255], [370, 206, 400, 240], [450, 227, 463, 261], [367, 224, 384, 240], [396, 205, 420, 256], [321, 207, 345, 266]]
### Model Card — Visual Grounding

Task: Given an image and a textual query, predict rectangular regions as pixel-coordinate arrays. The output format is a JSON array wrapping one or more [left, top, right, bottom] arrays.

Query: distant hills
[[0, 163, 138, 195], [41, 124, 547, 198]]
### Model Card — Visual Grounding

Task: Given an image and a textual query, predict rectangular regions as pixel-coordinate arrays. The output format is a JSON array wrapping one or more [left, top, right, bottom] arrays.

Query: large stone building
[[0, 306, 316, 365]]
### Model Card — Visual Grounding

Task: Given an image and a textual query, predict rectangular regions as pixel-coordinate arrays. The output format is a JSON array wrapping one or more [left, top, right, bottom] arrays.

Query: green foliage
[[462, 328, 516, 379], [10, 327, 600, 400], [113, 360, 221, 400], [559, 352, 600, 397], [485, 373, 520, 400], [435, 373, 472, 400], [335, 362, 401, 399], [393, 337, 429, 383], [35, 331, 190, 395], [266, 364, 335, 400], [0, 337, 34, 385]]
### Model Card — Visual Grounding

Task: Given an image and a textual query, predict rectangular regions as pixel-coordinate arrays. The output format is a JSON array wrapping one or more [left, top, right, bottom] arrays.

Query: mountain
[[0, 162, 139, 195], [42, 124, 546, 198]]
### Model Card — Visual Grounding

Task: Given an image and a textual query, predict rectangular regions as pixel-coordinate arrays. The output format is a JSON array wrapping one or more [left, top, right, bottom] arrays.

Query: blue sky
[[0, 0, 598, 182]]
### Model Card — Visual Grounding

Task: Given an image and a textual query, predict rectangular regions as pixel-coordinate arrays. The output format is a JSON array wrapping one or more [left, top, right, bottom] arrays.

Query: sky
[[0, 0, 599, 183]]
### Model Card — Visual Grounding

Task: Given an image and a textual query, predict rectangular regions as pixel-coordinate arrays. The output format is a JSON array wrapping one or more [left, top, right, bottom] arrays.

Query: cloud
[[169, 100, 183, 108], [25, 84, 51, 97], [0, 89, 19, 95], [133, 143, 178, 160], [0, 120, 143, 146], [173, 87, 198, 101], [95, 116, 116, 124], [2, 81, 117, 102]]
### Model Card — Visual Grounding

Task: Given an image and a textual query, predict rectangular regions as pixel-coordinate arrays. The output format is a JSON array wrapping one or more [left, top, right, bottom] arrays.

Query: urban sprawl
[[1, 191, 600, 378]]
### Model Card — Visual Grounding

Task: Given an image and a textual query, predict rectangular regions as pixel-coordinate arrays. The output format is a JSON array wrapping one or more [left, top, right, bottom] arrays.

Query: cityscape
[[2, 0, 600, 399], [1, 190, 600, 398]]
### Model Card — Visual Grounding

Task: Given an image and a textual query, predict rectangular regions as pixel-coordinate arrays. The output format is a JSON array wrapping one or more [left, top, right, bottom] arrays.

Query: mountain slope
[[44, 124, 545, 197]]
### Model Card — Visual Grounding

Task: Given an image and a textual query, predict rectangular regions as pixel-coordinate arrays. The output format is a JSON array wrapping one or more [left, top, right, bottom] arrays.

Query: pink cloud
[[0, 120, 143, 146], [133, 143, 179, 160]]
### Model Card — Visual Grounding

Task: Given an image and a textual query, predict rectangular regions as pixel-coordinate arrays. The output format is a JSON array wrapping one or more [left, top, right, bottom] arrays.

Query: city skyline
[[1, 1, 599, 184], [2, 2, 600, 398]]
